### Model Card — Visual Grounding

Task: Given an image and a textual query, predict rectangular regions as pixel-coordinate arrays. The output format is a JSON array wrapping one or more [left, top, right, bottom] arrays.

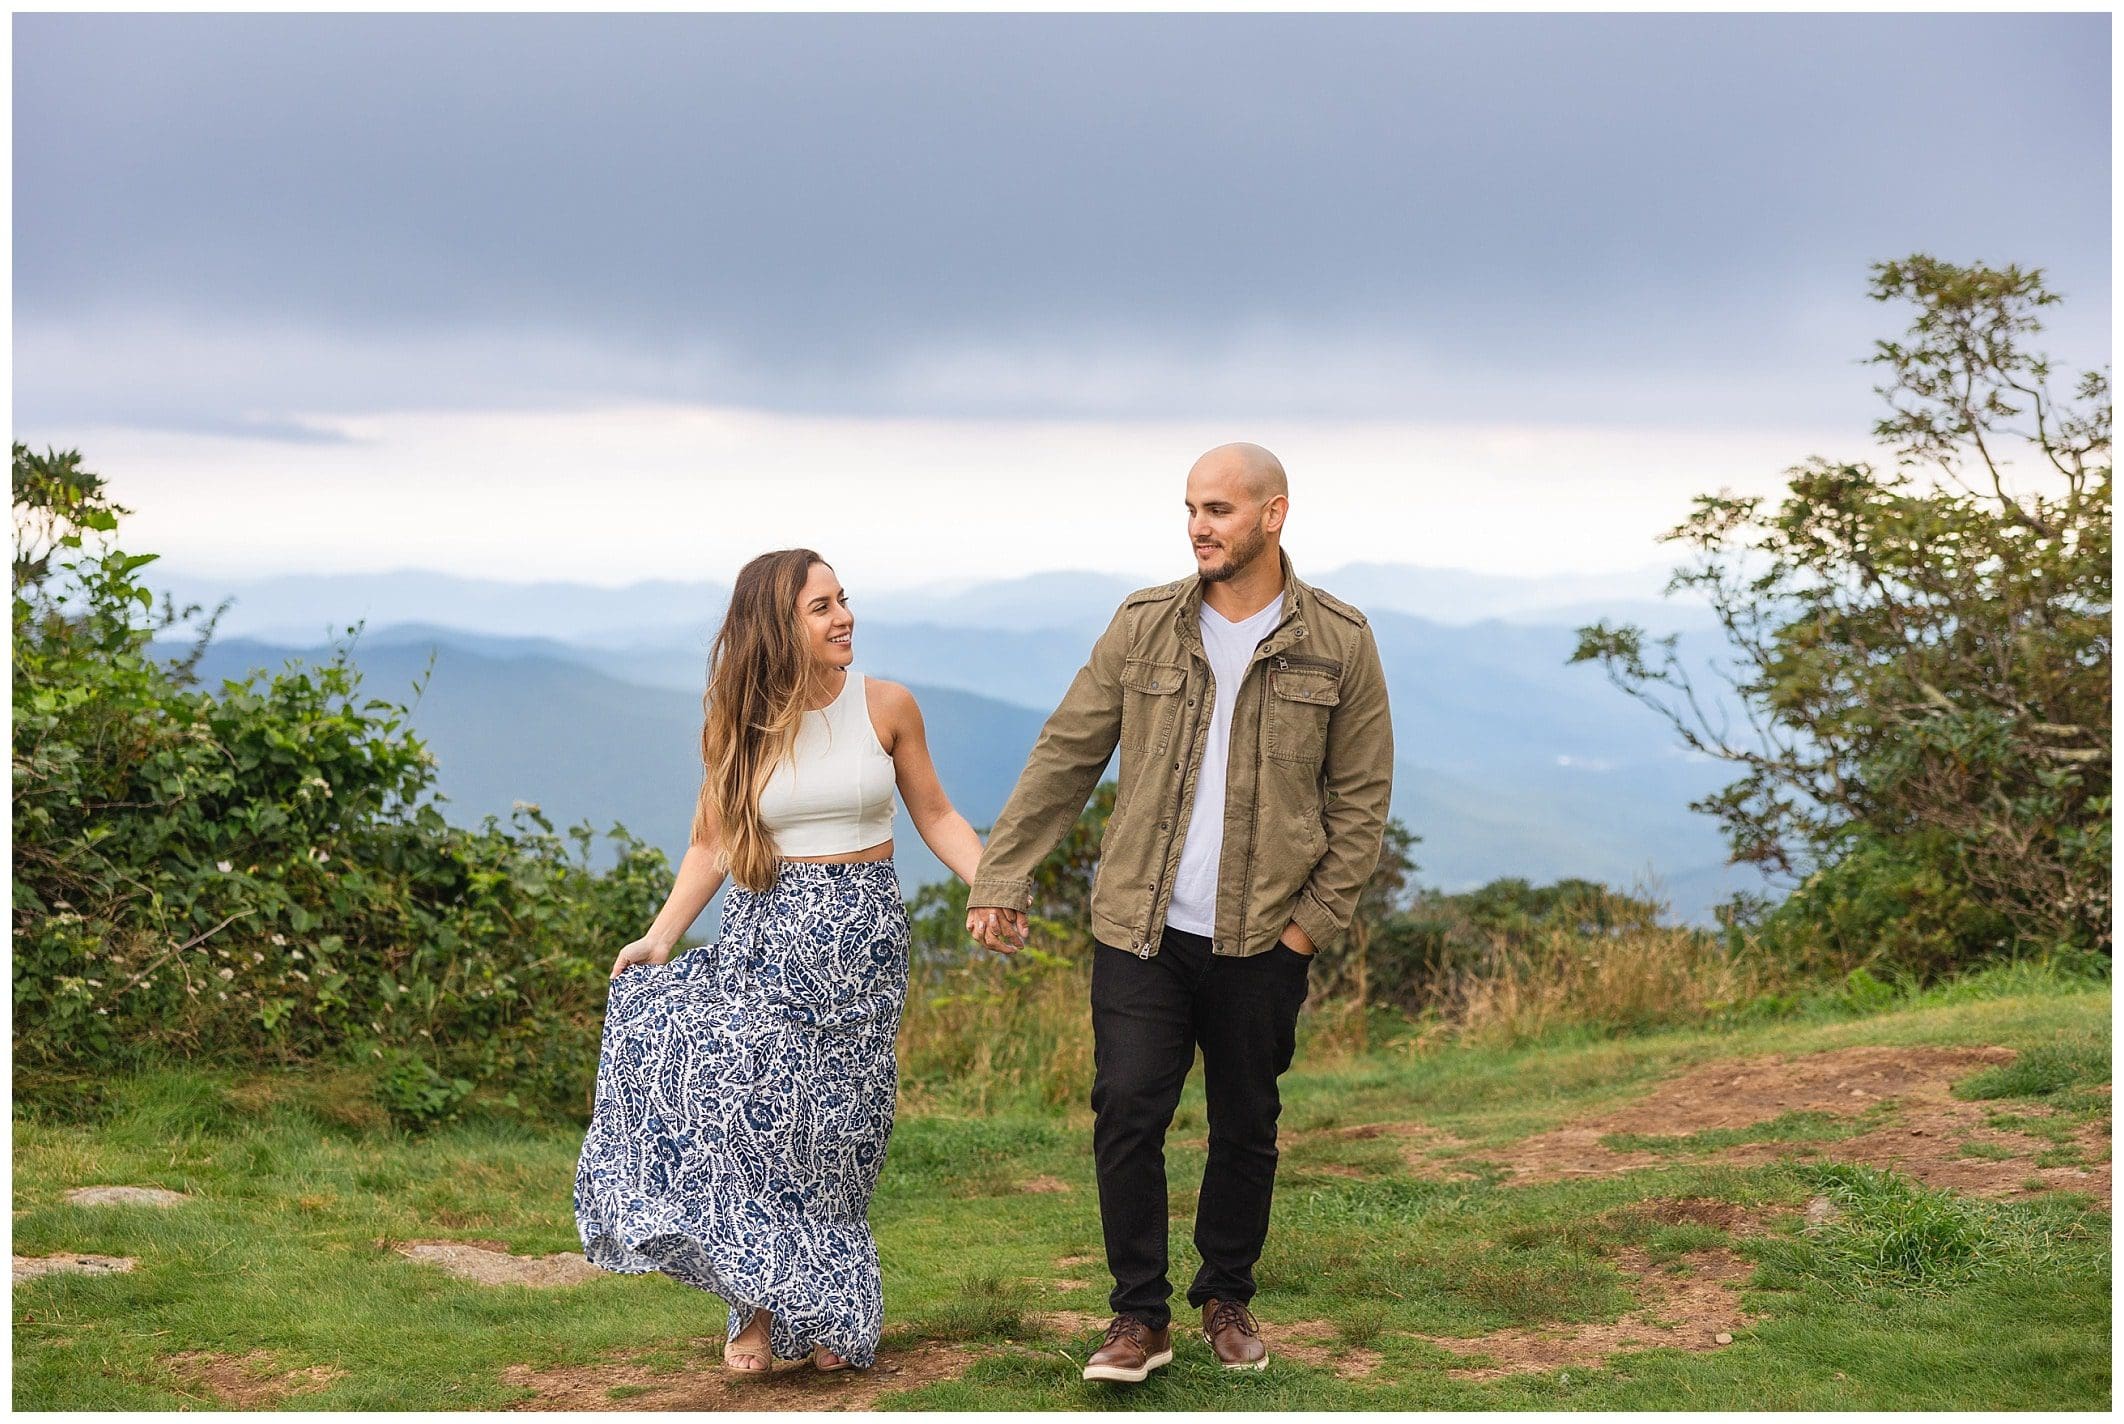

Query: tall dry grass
[[897, 899, 1795, 1098], [898, 940, 1095, 1114], [1448, 919, 1788, 1046]]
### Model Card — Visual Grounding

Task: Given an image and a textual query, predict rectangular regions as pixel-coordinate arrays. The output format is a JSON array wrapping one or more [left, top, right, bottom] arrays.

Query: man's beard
[[1198, 523, 1269, 583]]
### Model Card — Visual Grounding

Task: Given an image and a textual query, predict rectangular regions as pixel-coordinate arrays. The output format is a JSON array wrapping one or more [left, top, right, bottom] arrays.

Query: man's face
[[1186, 464, 1274, 583]]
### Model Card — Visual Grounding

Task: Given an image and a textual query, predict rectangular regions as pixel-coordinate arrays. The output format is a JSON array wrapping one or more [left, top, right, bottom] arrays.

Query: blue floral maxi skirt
[[574, 859, 909, 1367]]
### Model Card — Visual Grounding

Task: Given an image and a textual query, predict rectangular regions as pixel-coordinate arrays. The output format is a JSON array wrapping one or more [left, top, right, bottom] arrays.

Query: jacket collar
[[1176, 546, 1310, 657]]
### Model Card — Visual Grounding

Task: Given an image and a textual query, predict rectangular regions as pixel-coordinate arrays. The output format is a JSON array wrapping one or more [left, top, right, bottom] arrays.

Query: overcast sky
[[13, 12, 2111, 590]]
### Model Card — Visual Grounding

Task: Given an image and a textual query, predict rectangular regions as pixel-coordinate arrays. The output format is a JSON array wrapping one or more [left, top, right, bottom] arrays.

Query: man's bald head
[[1184, 441, 1288, 584], [1189, 442, 1288, 505]]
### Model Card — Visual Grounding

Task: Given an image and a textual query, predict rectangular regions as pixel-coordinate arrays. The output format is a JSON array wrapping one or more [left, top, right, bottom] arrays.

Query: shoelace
[[1103, 1316, 1152, 1347], [1207, 1300, 1259, 1339]]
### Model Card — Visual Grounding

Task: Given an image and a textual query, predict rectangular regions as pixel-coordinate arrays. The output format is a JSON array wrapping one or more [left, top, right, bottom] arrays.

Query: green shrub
[[12, 444, 667, 1121]]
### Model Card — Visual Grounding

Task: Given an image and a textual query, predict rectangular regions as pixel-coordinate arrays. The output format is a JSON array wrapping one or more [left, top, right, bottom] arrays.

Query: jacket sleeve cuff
[[1289, 891, 1345, 954], [967, 877, 1034, 914]]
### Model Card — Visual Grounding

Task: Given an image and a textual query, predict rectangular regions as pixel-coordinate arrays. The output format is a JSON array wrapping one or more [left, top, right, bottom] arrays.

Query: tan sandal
[[812, 1346, 854, 1373], [724, 1311, 773, 1375]]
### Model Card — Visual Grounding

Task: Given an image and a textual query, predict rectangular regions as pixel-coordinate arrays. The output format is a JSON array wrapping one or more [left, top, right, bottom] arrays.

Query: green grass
[[1953, 1038, 2112, 1102], [12, 982, 2110, 1410]]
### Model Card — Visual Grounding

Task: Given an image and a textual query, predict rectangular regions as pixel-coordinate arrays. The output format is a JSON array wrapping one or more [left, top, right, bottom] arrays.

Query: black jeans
[[1088, 924, 1313, 1331]]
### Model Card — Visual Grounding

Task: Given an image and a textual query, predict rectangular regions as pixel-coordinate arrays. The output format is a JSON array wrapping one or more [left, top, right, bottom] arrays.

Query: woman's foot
[[812, 1345, 854, 1373], [724, 1309, 773, 1375]]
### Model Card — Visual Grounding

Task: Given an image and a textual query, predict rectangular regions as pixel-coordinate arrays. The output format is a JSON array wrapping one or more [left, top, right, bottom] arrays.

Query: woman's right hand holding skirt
[[609, 934, 674, 979]]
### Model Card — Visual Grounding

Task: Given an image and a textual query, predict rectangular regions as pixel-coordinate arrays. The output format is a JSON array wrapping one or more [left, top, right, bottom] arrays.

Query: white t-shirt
[[1163, 593, 1284, 936]]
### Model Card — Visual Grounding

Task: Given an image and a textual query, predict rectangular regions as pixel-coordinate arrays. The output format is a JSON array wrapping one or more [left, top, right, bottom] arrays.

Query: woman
[[573, 548, 986, 1375]]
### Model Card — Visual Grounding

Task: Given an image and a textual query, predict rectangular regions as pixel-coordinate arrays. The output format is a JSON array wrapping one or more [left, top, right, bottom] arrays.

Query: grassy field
[[12, 971, 2110, 1411]]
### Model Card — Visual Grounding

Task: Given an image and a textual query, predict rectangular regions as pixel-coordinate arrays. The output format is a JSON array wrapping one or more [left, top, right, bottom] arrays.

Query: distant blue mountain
[[146, 561, 1775, 928], [163, 634, 1052, 944], [151, 558, 1714, 642]]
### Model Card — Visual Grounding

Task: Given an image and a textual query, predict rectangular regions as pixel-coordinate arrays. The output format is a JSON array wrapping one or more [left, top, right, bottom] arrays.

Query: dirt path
[[1474, 1045, 2109, 1205], [161, 1350, 344, 1407], [499, 1339, 977, 1411]]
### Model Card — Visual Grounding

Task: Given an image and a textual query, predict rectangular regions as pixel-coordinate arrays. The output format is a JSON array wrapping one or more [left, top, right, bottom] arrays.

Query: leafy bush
[[12, 445, 670, 1124]]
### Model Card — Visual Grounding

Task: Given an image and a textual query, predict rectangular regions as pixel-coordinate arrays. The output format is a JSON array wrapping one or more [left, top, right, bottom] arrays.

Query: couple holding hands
[[572, 441, 1395, 1382]]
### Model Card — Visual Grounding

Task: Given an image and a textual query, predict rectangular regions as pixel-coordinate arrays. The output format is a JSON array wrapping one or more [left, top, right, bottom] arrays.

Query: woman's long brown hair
[[691, 548, 829, 892]]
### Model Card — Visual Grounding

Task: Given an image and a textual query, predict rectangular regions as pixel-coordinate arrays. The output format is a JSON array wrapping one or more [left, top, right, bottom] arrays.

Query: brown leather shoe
[[1202, 1298, 1269, 1370], [1082, 1315, 1174, 1383]]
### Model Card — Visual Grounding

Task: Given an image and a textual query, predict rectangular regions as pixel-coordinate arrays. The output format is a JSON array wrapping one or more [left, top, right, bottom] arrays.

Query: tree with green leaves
[[1571, 258, 2110, 972]]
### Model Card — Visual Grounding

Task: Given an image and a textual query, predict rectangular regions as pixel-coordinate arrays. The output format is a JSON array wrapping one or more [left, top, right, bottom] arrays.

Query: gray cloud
[[14, 12, 2111, 434]]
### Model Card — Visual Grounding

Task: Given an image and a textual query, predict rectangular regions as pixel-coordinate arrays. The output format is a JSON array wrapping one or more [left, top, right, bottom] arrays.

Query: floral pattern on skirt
[[574, 858, 909, 1367]]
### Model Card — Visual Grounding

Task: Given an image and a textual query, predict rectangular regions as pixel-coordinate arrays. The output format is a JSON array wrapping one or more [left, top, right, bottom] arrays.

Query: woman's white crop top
[[756, 671, 898, 856]]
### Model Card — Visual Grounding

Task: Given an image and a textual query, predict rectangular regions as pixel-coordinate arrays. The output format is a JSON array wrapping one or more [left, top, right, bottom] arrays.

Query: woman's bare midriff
[[781, 839, 893, 865]]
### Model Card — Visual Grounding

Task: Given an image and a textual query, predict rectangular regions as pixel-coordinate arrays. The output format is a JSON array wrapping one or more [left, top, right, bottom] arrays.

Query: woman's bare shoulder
[[861, 674, 918, 749]]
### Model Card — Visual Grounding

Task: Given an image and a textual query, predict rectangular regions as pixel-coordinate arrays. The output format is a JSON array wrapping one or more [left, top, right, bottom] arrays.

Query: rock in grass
[[14, 1253, 137, 1282], [63, 1186, 191, 1208], [393, 1239, 603, 1288]]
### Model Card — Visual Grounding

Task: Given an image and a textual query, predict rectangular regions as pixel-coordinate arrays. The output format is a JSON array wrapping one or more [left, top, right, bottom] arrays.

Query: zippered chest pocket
[[1265, 657, 1342, 764], [1119, 657, 1187, 758]]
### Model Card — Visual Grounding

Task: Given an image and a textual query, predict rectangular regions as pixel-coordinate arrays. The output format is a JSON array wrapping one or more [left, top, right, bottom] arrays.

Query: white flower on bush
[[216, 860, 233, 873], [270, 933, 288, 947], [217, 967, 235, 981]]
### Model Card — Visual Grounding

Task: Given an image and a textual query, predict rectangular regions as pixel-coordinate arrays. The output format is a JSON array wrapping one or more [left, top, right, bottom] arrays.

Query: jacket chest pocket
[[1265, 660, 1341, 765], [1119, 658, 1187, 758]]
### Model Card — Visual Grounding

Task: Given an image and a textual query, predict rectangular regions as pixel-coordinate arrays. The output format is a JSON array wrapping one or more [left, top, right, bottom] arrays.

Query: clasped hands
[[965, 906, 1029, 955]]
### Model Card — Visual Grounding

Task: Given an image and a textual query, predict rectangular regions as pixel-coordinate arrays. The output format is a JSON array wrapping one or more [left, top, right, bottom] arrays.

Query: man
[[965, 442, 1395, 1383]]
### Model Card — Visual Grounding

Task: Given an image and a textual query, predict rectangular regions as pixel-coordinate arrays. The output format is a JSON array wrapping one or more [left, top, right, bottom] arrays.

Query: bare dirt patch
[[500, 1339, 975, 1410], [1054, 1254, 1097, 1269], [1018, 1175, 1073, 1194], [1027, 1309, 1112, 1340], [1276, 1319, 1384, 1378], [1479, 1045, 2110, 1207], [1604, 1196, 1775, 1236], [1416, 1244, 1756, 1380], [163, 1349, 343, 1407], [1301, 1162, 1378, 1181], [13, 1252, 137, 1282], [62, 1185, 190, 1208], [389, 1238, 605, 1288]]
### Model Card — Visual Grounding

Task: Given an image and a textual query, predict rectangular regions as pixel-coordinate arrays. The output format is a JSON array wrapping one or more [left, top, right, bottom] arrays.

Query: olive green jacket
[[968, 549, 1395, 959]]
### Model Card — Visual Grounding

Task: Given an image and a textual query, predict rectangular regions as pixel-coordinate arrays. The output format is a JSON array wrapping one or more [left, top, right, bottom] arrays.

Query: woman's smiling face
[[796, 560, 854, 674]]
